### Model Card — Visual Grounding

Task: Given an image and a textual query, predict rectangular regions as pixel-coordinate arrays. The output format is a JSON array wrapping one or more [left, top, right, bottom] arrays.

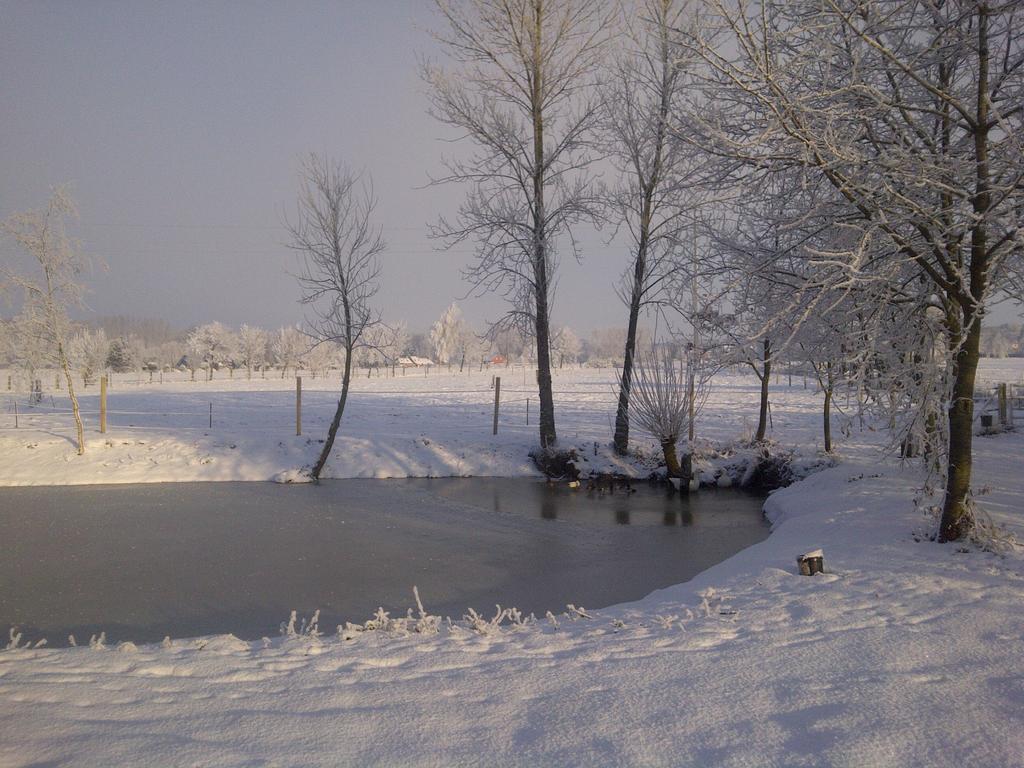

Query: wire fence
[[4, 365, 1021, 435], [0, 382, 623, 435]]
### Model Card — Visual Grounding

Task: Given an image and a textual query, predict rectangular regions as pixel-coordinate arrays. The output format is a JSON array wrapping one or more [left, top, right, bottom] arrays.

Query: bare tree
[[2, 188, 87, 454], [604, 0, 699, 454], [286, 154, 385, 481], [425, 0, 613, 448]]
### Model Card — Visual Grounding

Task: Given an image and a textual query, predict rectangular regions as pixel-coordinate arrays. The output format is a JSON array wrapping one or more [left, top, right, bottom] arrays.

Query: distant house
[[489, 355, 507, 366], [398, 355, 436, 368]]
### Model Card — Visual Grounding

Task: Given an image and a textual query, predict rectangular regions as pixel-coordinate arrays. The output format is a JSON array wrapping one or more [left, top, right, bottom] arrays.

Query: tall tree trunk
[[613, 255, 646, 454], [661, 437, 681, 478], [939, 314, 981, 541], [687, 365, 696, 442], [613, 14, 672, 456], [755, 338, 771, 442], [535, 289, 556, 448], [939, 5, 991, 542], [823, 389, 832, 454], [311, 341, 353, 481], [58, 342, 84, 455], [531, 0, 556, 449], [823, 384, 833, 455]]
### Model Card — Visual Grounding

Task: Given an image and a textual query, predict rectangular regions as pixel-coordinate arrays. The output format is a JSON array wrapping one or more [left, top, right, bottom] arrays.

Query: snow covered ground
[[0, 364, 854, 485], [0, 361, 1022, 766]]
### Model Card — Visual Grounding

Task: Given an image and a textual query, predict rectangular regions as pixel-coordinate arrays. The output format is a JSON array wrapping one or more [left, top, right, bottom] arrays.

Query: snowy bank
[[1, 430, 1021, 766]]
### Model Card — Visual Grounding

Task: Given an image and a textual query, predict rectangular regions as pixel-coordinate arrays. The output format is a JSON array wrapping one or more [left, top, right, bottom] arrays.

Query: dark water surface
[[0, 479, 768, 645]]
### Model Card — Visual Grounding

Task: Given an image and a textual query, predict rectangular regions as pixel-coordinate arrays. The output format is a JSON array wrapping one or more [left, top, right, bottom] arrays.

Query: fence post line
[[296, 376, 302, 436], [209, 402, 213, 429], [526, 397, 529, 426], [100, 376, 107, 433], [13, 400, 17, 428], [493, 376, 501, 435]]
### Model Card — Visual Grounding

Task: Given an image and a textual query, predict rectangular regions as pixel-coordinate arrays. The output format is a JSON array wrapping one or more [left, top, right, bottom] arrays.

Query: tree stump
[[797, 549, 824, 576]]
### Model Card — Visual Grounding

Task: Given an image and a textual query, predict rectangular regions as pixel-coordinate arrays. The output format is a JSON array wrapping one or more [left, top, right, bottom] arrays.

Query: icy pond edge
[[5, 452, 884, 657]]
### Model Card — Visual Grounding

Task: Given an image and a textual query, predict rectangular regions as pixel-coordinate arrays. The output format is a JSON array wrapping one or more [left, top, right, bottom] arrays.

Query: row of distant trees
[[980, 325, 1024, 359], [0, 307, 667, 384]]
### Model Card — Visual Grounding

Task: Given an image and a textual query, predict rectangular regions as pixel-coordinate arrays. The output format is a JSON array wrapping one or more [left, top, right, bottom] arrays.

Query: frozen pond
[[0, 479, 768, 645]]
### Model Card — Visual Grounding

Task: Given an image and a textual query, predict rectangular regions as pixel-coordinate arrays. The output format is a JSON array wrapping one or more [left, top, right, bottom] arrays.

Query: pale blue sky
[[0, 0, 622, 334], [2, 1, 1019, 334]]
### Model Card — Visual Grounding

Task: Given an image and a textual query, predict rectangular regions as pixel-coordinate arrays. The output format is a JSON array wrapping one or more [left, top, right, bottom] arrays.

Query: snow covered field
[[0, 361, 1022, 766], [0, 364, 858, 486]]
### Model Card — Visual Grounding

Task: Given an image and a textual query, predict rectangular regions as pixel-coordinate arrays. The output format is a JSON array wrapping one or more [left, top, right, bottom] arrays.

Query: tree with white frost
[[186, 322, 236, 380], [68, 328, 108, 386], [1, 188, 87, 454], [550, 326, 581, 367], [271, 326, 306, 378], [430, 303, 473, 369], [237, 324, 268, 379], [286, 154, 385, 481], [303, 339, 338, 379], [380, 321, 408, 368], [425, 0, 613, 448], [8, 307, 52, 393], [685, 0, 1024, 540], [105, 335, 139, 373]]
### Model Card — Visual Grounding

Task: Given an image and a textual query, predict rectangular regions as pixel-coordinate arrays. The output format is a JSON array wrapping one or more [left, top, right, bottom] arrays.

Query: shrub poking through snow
[[6, 628, 23, 651], [411, 586, 441, 635], [566, 604, 592, 620], [337, 588, 444, 640], [463, 606, 514, 635], [280, 610, 322, 639]]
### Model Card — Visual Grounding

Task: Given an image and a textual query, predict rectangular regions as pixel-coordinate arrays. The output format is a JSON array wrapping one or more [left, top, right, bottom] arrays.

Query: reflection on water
[[0, 479, 767, 646], [426, 477, 759, 528]]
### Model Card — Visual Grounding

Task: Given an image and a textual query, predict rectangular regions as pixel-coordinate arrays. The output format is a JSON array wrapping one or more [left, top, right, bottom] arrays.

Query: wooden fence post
[[209, 402, 213, 429], [100, 376, 107, 434], [13, 400, 17, 428], [493, 376, 501, 435], [998, 383, 1008, 426], [296, 376, 302, 436], [526, 397, 529, 425]]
